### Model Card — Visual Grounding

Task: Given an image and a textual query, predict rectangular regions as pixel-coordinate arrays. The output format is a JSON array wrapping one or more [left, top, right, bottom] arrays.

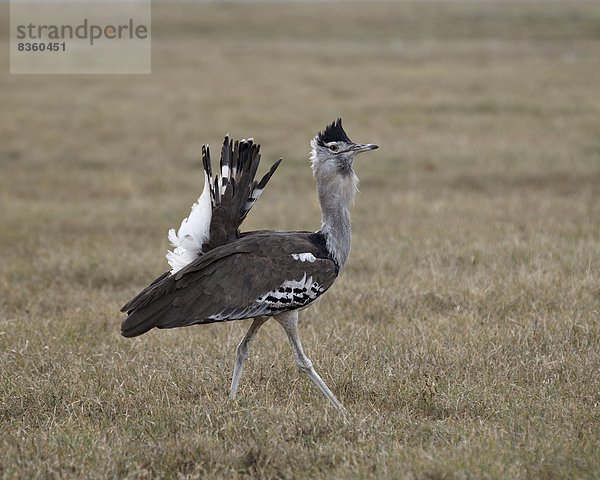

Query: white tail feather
[[166, 172, 212, 274]]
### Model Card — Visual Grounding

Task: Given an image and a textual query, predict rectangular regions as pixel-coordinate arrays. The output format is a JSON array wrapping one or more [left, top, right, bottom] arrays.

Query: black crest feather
[[316, 118, 351, 146]]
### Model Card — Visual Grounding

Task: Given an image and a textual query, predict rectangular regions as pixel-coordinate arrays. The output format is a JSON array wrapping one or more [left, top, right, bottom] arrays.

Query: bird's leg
[[275, 310, 346, 415], [229, 317, 267, 400]]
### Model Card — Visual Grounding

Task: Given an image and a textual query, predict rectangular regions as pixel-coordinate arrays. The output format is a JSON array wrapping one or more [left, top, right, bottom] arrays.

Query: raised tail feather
[[166, 136, 281, 274], [206, 137, 282, 250], [122, 136, 281, 337]]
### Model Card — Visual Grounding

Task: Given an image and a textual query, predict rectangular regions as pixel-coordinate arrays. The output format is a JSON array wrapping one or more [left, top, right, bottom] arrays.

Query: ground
[[1, 1, 599, 478]]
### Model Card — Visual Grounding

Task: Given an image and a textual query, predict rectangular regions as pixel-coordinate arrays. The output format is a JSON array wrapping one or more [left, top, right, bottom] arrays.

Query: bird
[[121, 119, 378, 413]]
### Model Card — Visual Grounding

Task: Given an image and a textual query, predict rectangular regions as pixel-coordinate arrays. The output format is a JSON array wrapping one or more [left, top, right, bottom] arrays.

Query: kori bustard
[[121, 119, 378, 413]]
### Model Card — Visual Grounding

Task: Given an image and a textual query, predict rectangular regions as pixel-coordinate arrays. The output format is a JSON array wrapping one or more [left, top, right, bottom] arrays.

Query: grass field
[[1, 1, 599, 478]]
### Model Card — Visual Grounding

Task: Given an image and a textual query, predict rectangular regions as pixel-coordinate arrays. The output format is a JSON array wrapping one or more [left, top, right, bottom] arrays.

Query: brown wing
[[121, 232, 338, 337]]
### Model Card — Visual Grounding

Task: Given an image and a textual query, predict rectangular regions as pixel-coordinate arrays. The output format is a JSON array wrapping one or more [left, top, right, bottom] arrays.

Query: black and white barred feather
[[166, 136, 281, 273]]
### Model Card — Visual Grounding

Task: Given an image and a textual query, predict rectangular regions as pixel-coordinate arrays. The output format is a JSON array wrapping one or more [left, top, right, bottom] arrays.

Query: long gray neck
[[315, 171, 358, 270]]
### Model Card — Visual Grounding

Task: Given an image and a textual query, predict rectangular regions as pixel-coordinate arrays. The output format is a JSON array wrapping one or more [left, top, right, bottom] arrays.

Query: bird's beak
[[351, 143, 379, 153]]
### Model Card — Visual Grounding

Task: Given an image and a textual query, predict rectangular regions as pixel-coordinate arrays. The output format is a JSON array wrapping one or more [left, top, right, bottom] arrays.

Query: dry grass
[[1, 1, 599, 478]]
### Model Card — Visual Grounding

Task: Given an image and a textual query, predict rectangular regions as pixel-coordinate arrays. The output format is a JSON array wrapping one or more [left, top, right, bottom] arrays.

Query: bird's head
[[310, 118, 378, 177]]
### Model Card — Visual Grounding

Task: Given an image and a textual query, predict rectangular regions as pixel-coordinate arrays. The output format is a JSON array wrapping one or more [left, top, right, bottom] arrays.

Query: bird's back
[[121, 231, 338, 337]]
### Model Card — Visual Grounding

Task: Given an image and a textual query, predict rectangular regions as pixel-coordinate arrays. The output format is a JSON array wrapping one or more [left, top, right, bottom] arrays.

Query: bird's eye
[[329, 144, 338, 152]]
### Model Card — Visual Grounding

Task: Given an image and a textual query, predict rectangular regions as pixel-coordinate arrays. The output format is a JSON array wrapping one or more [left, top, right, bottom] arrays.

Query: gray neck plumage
[[315, 170, 358, 271]]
